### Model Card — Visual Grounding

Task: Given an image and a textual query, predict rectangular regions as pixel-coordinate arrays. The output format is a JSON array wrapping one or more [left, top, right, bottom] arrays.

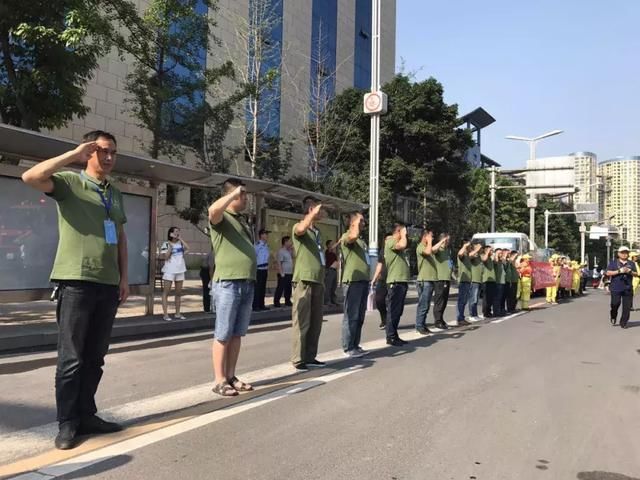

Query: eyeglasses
[[97, 147, 117, 156]]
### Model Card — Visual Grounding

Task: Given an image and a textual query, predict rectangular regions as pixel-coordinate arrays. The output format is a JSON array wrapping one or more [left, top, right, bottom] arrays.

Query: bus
[[470, 232, 548, 261]]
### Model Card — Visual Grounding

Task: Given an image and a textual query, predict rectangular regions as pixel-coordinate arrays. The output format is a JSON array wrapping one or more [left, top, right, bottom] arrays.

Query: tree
[[124, 0, 240, 162], [0, 0, 143, 131], [306, 74, 473, 237], [535, 196, 580, 258]]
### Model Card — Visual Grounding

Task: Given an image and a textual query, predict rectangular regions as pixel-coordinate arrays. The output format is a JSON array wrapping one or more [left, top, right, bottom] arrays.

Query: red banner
[[559, 267, 573, 289], [531, 262, 555, 291]]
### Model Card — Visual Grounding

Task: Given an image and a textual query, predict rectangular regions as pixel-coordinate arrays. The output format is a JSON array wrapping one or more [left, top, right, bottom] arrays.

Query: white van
[[471, 232, 545, 260]]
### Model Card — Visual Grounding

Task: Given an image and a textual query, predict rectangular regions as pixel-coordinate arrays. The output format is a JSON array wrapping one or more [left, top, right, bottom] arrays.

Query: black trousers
[[432, 280, 450, 324], [385, 283, 408, 339], [199, 267, 211, 312], [375, 284, 388, 325], [253, 269, 268, 309], [611, 290, 633, 327], [274, 273, 293, 306], [482, 281, 496, 317], [55, 281, 119, 425], [506, 282, 518, 312]]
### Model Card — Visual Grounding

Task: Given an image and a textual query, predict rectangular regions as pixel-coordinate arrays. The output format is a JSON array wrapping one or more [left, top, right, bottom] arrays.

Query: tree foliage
[[0, 0, 143, 130]]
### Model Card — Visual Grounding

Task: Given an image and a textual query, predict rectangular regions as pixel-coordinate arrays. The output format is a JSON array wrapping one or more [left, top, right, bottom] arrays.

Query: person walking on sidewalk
[[253, 229, 271, 311], [481, 245, 496, 318], [371, 240, 390, 330], [340, 212, 370, 357], [456, 240, 482, 325], [22, 130, 129, 450], [274, 236, 294, 307], [468, 241, 484, 321], [199, 248, 214, 313], [415, 229, 438, 335], [324, 240, 340, 305], [606, 246, 638, 329], [208, 179, 256, 397], [432, 233, 452, 329], [384, 222, 410, 346], [160, 227, 189, 321], [291, 197, 326, 370]]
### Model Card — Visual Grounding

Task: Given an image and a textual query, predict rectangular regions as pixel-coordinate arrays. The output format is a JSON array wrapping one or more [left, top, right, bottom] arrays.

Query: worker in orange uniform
[[517, 253, 533, 310]]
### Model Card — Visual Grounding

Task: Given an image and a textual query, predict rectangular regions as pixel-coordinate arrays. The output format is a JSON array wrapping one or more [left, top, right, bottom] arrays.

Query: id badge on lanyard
[[313, 229, 325, 266], [97, 187, 117, 245]]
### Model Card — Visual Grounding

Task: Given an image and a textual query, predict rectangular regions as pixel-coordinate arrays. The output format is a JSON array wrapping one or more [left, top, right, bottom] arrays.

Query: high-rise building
[[570, 152, 597, 204], [598, 157, 640, 245]]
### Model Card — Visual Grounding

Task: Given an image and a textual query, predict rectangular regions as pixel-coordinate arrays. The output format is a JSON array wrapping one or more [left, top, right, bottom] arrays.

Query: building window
[[354, 0, 372, 89], [166, 185, 176, 206], [310, 0, 338, 118]]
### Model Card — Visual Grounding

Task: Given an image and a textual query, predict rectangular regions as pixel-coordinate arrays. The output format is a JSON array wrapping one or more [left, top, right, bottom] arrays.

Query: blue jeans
[[456, 282, 471, 321], [213, 280, 255, 342], [469, 282, 481, 317], [415, 281, 434, 328], [342, 281, 369, 352]]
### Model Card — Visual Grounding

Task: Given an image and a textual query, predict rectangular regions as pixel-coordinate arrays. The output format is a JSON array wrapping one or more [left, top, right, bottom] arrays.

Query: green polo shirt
[[470, 256, 484, 283], [210, 211, 257, 281], [435, 249, 452, 281], [340, 234, 370, 282], [292, 224, 324, 284], [457, 255, 472, 283], [482, 257, 496, 282], [507, 263, 519, 283], [385, 237, 410, 284], [47, 171, 127, 286], [495, 261, 506, 284], [416, 243, 438, 281]]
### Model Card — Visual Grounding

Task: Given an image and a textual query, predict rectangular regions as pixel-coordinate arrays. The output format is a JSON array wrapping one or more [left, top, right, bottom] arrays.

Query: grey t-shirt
[[277, 247, 294, 275]]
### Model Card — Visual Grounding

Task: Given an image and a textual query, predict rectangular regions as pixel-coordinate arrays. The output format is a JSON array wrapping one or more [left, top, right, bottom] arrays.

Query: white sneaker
[[163, 315, 173, 322], [174, 314, 187, 320], [345, 350, 364, 358], [469, 316, 479, 322]]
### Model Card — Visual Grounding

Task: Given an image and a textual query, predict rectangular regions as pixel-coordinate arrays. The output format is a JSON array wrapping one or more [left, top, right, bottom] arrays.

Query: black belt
[[257, 263, 268, 268]]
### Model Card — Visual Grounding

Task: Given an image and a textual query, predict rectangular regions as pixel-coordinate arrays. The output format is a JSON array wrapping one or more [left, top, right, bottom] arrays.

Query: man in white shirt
[[274, 236, 294, 307], [253, 229, 271, 311]]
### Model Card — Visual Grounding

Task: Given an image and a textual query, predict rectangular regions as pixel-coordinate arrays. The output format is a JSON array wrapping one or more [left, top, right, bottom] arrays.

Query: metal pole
[[490, 167, 496, 232], [528, 141, 536, 248], [368, 0, 381, 267], [580, 222, 586, 264], [544, 210, 549, 249], [606, 237, 611, 263]]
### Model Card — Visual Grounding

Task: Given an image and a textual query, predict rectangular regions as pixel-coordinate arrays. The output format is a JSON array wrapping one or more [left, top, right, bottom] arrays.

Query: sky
[[395, 0, 640, 168]]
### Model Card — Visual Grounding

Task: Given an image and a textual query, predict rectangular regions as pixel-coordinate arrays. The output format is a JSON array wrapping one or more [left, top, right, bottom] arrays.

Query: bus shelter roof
[[0, 123, 366, 212]]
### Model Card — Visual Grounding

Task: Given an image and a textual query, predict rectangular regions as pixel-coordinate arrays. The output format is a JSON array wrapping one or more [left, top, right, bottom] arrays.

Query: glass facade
[[353, 0, 372, 90], [310, 0, 338, 119], [247, 0, 284, 141]]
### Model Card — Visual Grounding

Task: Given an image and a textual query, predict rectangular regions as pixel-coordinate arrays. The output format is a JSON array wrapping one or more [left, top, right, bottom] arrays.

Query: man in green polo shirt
[[340, 212, 370, 357], [22, 130, 129, 450], [415, 229, 445, 335], [384, 222, 410, 346], [506, 250, 520, 313], [432, 233, 452, 329], [456, 240, 482, 326], [494, 249, 507, 316], [208, 179, 257, 397], [291, 196, 326, 370], [468, 240, 484, 321], [481, 245, 496, 318]]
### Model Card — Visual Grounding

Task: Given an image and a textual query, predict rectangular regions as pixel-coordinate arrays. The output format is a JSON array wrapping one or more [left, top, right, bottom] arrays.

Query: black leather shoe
[[435, 322, 449, 330], [457, 319, 471, 326], [78, 415, 123, 435], [378, 321, 386, 330], [621, 323, 628, 329], [386, 338, 405, 347], [416, 326, 431, 335], [55, 421, 78, 450], [610, 317, 617, 326]]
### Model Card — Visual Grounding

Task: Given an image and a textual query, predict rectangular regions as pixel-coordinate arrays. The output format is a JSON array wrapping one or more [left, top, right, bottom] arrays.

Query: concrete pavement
[[0, 290, 638, 479]]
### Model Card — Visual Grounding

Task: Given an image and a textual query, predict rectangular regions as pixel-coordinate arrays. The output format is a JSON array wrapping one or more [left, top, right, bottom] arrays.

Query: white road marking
[[11, 368, 363, 480], [490, 312, 526, 324]]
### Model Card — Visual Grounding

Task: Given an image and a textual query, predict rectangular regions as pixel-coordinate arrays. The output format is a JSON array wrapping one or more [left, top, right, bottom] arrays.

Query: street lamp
[[506, 130, 564, 248]]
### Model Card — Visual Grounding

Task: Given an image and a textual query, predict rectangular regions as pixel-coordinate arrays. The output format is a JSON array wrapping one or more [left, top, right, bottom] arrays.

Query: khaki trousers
[[291, 281, 325, 365]]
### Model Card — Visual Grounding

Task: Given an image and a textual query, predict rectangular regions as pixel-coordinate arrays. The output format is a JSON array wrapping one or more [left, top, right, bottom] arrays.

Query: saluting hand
[[73, 141, 98, 164], [231, 185, 246, 200]]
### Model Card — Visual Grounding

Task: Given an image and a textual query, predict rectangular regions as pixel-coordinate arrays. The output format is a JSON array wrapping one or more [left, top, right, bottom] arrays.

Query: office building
[[598, 156, 640, 245]]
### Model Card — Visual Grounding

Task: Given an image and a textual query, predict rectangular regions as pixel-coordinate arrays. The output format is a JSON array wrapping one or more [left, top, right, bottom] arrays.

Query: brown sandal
[[229, 376, 254, 392], [212, 381, 238, 397]]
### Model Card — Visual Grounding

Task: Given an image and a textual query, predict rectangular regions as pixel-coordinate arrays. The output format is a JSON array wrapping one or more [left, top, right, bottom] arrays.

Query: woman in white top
[[160, 227, 189, 321]]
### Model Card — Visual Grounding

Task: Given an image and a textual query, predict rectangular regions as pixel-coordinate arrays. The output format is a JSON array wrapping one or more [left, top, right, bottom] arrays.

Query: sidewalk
[[0, 280, 457, 353]]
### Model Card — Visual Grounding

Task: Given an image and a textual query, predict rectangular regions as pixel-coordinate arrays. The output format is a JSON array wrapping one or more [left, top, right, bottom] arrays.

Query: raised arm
[[208, 185, 245, 226], [469, 243, 482, 258], [393, 227, 408, 251], [22, 142, 97, 193], [345, 213, 363, 244], [294, 203, 323, 236], [457, 241, 470, 259]]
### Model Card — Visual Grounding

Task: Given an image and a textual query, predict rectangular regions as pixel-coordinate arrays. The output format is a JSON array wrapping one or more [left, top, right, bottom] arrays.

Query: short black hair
[[82, 130, 117, 145], [392, 221, 405, 232], [281, 235, 290, 245], [167, 226, 179, 241], [302, 196, 320, 213], [222, 178, 245, 195], [325, 239, 332, 247], [438, 232, 449, 241], [421, 228, 432, 238]]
